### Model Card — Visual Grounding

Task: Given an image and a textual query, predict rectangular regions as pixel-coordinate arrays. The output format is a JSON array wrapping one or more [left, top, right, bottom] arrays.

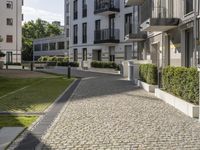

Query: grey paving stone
[[0, 127, 24, 150]]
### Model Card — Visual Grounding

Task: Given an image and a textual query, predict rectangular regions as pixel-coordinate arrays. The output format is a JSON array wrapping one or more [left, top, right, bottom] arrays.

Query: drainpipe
[[194, 0, 198, 67]]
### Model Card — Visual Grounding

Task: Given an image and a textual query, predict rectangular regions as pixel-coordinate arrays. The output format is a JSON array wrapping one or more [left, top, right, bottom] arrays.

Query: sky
[[23, 0, 64, 25]]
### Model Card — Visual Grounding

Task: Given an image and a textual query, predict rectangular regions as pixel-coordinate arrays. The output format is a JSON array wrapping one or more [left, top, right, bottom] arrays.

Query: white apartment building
[[65, 0, 139, 65], [125, 0, 200, 68], [0, 0, 23, 63]]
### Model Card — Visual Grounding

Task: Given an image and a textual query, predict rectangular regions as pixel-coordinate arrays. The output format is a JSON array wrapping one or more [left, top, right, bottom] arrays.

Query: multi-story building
[[0, 0, 23, 63], [33, 34, 69, 60], [66, 0, 139, 65], [125, 0, 200, 68]]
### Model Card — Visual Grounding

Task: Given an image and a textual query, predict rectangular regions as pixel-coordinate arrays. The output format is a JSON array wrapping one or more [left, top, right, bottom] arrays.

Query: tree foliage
[[22, 19, 62, 61]]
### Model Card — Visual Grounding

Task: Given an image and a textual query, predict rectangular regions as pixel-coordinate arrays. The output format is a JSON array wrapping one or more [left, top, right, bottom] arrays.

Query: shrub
[[57, 62, 79, 67], [91, 61, 119, 69], [162, 66, 199, 105], [38, 56, 49, 62], [139, 64, 158, 85]]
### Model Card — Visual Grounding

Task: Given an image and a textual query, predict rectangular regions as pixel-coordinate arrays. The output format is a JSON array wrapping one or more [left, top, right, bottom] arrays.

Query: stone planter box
[[155, 88, 199, 118], [0, 61, 4, 69], [138, 80, 158, 93]]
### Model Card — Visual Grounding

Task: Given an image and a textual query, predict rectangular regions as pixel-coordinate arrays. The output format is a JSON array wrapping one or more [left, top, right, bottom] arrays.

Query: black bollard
[[30, 62, 33, 71], [68, 65, 71, 79], [22, 65, 24, 70]]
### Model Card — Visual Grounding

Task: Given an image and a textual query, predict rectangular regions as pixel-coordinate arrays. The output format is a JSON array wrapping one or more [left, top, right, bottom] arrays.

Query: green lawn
[[0, 115, 38, 127], [0, 77, 74, 112], [0, 77, 39, 97]]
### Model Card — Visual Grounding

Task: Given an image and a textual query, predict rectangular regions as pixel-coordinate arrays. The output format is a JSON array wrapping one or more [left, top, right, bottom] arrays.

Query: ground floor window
[[83, 48, 87, 61], [92, 49, 102, 61], [109, 46, 115, 62], [6, 52, 13, 63], [74, 49, 78, 62]]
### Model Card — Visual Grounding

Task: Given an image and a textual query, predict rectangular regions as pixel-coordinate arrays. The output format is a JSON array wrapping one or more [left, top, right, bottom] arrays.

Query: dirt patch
[[0, 70, 54, 78]]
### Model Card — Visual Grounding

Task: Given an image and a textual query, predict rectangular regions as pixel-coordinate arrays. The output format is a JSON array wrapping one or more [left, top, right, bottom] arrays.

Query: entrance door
[[92, 50, 102, 61], [74, 49, 78, 62], [6, 52, 13, 64], [185, 29, 193, 67]]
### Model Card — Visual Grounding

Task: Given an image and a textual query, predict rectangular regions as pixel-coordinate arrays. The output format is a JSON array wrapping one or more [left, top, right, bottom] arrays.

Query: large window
[[74, 49, 78, 62], [42, 43, 48, 51], [73, 25, 78, 44], [6, 1, 13, 9], [185, 0, 193, 14], [6, 35, 13, 43], [58, 42, 65, 50], [82, 0, 87, 18], [73, 0, 78, 20], [7, 18, 13, 26], [82, 23, 87, 43], [125, 13, 132, 35], [34, 44, 41, 51], [49, 43, 56, 50]]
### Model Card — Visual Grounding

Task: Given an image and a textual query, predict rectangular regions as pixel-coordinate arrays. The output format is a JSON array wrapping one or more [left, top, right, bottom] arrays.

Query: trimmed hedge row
[[162, 66, 199, 105], [91, 61, 119, 70], [57, 62, 79, 67], [139, 64, 158, 85], [38, 56, 69, 62]]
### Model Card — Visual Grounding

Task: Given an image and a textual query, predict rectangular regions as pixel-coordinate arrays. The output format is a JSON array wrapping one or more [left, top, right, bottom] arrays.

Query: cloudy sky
[[23, 0, 64, 25]]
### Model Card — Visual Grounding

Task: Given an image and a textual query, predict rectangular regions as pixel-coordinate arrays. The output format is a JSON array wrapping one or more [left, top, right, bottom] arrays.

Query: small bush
[[139, 64, 158, 85], [162, 66, 199, 105], [91, 61, 119, 70], [57, 62, 79, 67]]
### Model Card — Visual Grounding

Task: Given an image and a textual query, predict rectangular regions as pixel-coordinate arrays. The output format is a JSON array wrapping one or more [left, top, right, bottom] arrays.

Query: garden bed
[[138, 80, 158, 93]]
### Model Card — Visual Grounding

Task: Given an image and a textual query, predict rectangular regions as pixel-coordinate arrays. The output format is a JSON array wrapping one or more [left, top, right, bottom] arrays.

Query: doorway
[[109, 46, 115, 62], [6, 52, 13, 64], [92, 50, 102, 61], [151, 43, 160, 67], [185, 28, 194, 67]]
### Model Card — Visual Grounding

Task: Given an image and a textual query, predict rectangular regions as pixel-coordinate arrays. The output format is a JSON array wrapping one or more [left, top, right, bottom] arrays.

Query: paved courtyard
[[39, 69, 200, 150]]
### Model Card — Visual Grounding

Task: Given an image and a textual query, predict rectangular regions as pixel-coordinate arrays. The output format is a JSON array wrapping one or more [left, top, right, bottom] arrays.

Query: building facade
[[125, 0, 200, 68], [0, 0, 23, 63], [65, 0, 140, 65], [33, 34, 69, 60]]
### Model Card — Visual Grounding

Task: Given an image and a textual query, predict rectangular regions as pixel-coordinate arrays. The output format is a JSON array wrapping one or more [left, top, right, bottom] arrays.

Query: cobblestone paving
[[40, 71, 200, 150]]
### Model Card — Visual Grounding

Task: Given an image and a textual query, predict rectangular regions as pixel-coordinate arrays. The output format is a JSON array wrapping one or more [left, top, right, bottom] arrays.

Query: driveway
[[39, 68, 200, 150]]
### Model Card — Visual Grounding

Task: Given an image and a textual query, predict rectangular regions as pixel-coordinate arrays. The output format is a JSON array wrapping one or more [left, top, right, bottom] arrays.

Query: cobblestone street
[[40, 69, 200, 150]]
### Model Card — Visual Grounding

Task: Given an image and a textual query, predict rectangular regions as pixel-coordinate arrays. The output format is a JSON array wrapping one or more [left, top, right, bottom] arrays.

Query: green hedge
[[57, 62, 79, 67], [139, 64, 158, 85], [38, 56, 69, 62], [91, 61, 119, 70], [162, 66, 199, 105]]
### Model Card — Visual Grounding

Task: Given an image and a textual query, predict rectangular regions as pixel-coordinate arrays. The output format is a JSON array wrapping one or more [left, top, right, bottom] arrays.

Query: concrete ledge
[[155, 88, 199, 118], [138, 80, 158, 93]]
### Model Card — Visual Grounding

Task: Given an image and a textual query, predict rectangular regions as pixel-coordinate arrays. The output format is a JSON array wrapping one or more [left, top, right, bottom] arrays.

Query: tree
[[22, 19, 62, 61], [0, 36, 5, 58]]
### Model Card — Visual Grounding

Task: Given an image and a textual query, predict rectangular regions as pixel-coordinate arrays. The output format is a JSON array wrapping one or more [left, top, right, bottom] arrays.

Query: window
[[66, 3, 69, 13], [73, 25, 78, 44], [73, 0, 78, 20], [42, 43, 48, 51], [66, 16, 69, 25], [6, 35, 13, 43], [6, 1, 13, 9], [49, 43, 56, 50], [7, 18, 13, 26], [66, 29, 69, 37], [34, 44, 41, 51], [125, 13, 132, 35], [82, 23, 87, 43], [74, 49, 78, 62], [83, 48, 87, 61], [82, 0, 87, 18], [185, 0, 193, 14], [109, 46, 115, 62], [58, 42, 65, 50], [95, 20, 101, 31], [66, 41, 69, 49]]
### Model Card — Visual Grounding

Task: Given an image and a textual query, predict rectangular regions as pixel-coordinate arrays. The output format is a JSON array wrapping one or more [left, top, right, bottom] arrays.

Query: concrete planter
[[138, 80, 158, 93], [155, 88, 199, 118], [0, 61, 4, 69]]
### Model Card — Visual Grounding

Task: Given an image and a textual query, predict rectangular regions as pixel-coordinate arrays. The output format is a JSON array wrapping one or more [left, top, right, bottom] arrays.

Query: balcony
[[94, 28, 120, 44], [125, 24, 147, 42], [125, 0, 145, 6], [140, 0, 179, 32], [94, 0, 120, 15]]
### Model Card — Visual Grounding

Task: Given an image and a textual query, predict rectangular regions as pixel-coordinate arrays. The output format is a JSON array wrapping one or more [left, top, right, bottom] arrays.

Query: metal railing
[[94, 0, 120, 12], [94, 28, 120, 42]]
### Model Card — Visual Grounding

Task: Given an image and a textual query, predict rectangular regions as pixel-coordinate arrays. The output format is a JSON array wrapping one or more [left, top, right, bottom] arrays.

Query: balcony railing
[[94, 0, 120, 14], [141, 0, 174, 23], [94, 28, 120, 43]]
